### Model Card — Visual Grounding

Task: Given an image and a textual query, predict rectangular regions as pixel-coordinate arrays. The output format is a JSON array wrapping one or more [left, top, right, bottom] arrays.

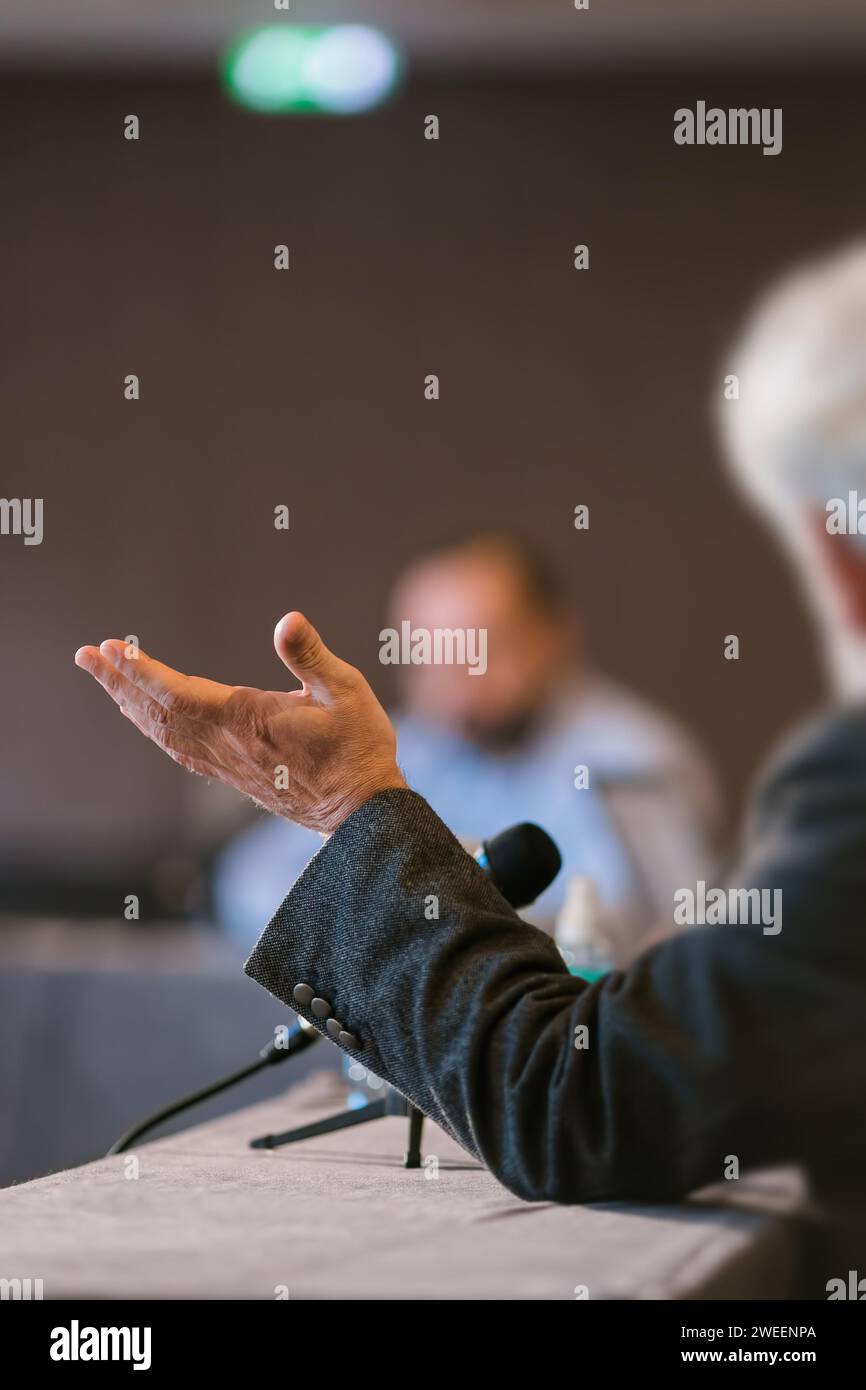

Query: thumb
[[274, 611, 353, 697]]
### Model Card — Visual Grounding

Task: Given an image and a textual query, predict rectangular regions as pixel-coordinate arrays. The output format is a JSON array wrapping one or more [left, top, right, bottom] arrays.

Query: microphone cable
[[106, 1020, 318, 1154]]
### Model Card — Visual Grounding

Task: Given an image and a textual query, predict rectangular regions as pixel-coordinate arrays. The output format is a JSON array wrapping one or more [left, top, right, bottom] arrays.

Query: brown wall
[[2, 67, 863, 873]]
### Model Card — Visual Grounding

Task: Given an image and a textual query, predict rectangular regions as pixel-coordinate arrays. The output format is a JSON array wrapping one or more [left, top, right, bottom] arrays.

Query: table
[[0, 1071, 808, 1300]]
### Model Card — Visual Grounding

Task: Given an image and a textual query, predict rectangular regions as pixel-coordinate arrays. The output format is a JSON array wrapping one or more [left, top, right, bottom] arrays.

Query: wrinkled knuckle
[[225, 687, 262, 734], [147, 699, 171, 728], [152, 724, 172, 751], [224, 687, 250, 714], [162, 688, 185, 716]]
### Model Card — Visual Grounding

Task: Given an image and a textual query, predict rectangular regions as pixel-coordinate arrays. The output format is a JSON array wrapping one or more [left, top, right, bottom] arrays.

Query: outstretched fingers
[[76, 641, 231, 722], [74, 644, 232, 775]]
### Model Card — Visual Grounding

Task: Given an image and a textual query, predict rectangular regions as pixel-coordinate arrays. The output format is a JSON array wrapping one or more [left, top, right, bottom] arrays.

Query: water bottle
[[555, 875, 613, 982]]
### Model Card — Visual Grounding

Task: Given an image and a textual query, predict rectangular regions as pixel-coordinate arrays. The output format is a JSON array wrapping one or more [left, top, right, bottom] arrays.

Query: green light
[[222, 25, 402, 115]]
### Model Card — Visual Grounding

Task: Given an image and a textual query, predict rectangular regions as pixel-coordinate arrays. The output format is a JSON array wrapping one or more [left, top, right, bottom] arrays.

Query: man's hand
[[74, 612, 406, 835]]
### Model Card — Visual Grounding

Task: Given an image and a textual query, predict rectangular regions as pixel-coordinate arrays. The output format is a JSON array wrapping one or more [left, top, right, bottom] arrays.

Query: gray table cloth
[[0, 1071, 806, 1300]]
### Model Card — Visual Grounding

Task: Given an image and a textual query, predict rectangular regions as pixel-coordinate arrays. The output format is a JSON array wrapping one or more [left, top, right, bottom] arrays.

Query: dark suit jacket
[[245, 705, 866, 1209]]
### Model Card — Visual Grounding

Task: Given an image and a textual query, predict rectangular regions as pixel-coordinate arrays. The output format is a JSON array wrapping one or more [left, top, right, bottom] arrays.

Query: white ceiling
[[2, 0, 866, 69]]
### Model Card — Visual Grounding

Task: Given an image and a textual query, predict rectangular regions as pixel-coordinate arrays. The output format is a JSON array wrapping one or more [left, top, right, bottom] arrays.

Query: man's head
[[388, 534, 574, 749], [721, 241, 866, 695]]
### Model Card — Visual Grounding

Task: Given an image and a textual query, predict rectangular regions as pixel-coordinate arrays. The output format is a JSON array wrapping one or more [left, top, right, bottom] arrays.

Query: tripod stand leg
[[404, 1104, 424, 1168], [250, 1098, 388, 1149]]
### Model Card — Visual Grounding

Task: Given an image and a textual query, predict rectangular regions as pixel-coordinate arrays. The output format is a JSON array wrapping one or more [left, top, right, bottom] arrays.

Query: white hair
[[719, 241, 866, 695]]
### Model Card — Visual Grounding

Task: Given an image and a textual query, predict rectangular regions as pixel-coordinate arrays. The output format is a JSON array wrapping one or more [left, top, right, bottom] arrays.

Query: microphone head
[[478, 823, 562, 909]]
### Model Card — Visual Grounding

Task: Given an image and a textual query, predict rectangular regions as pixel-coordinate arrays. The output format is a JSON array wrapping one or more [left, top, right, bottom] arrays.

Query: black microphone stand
[[249, 1088, 425, 1168], [243, 1019, 426, 1165]]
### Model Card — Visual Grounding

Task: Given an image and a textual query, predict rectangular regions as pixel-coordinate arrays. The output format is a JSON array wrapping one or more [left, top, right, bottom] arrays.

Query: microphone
[[474, 822, 562, 909], [106, 819, 563, 1153]]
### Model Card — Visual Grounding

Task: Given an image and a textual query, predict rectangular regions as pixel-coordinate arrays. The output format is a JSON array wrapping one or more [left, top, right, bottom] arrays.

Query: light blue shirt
[[214, 676, 718, 956]]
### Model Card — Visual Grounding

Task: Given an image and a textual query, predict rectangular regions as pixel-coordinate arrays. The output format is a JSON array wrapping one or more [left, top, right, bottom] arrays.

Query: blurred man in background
[[215, 533, 719, 957]]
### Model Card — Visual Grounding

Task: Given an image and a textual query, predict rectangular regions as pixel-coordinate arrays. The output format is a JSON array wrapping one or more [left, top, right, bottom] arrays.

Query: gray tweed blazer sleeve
[[244, 710, 866, 1204]]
